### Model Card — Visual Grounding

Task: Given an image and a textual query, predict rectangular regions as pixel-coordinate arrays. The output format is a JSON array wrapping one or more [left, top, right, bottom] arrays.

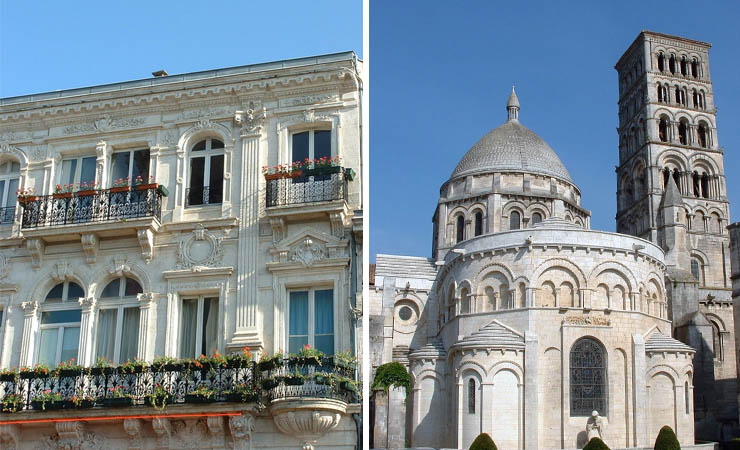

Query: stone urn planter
[[270, 397, 347, 450]]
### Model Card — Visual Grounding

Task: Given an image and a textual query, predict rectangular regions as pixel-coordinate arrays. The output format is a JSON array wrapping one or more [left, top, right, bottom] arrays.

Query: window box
[[101, 397, 133, 407], [0, 373, 16, 382], [52, 192, 73, 199], [73, 399, 95, 409], [225, 392, 259, 403], [340, 380, 358, 393], [17, 195, 39, 204], [304, 166, 341, 177], [313, 374, 332, 385], [31, 400, 65, 411], [135, 183, 158, 191], [261, 378, 279, 390], [184, 393, 216, 404], [144, 396, 173, 407], [343, 168, 355, 181], [1, 402, 23, 413], [89, 367, 115, 376], [56, 368, 81, 378], [284, 375, 305, 386], [20, 370, 49, 379], [264, 173, 289, 181], [110, 186, 130, 193], [76, 190, 97, 197]]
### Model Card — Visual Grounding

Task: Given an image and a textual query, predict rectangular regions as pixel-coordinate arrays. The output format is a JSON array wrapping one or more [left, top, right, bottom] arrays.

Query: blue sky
[[370, 1, 740, 261], [0, 1, 362, 97]]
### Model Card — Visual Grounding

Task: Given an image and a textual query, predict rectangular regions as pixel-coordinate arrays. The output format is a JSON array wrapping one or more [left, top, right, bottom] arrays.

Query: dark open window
[[510, 211, 520, 230], [698, 124, 708, 148], [657, 53, 665, 72], [659, 118, 668, 142], [474, 211, 483, 236], [456, 215, 465, 243], [669, 55, 676, 74], [188, 138, 224, 206], [678, 121, 688, 145]]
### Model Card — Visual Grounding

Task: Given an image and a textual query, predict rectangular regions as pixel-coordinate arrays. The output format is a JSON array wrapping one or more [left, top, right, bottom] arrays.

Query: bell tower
[[615, 31, 737, 441]]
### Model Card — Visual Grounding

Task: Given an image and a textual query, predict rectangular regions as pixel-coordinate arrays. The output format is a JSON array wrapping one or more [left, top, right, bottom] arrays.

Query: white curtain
[[38, 329, 57, 366], [119, 307, 140, 362], [202, 298, 219, 356], [95, 309, 117, 362], [289, 292, 309, 354], [314, 289, 334, 355], [60, 327, 80, 363], [179, 299, 197, 358]]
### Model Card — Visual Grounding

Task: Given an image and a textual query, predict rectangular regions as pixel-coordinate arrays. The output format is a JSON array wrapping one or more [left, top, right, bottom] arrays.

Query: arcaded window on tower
[[659, 118, 669, 142], [474, 211, 483, 236], [693, 173, 701, 197], [691, 59, 699, 78], [570, 338, 607, 417], [680, 56, 688, 76], [509, 211, 520, 230], [672, 170, 682, 191], [662, 168, 671, 189], [697, 123, 708, 148], [531, 212, 542, 225], [701, 174, 709, 199], [669, 55, 676, 74], [467, 378, 476, 414], [678, 120, 688, 145], [657, 53, 665, 72], [710, 321, 723, 361], [456, 214, 465, 243]]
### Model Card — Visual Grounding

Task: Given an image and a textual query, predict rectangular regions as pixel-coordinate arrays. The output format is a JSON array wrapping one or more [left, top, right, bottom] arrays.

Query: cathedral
[[369, 31, 735, 449]]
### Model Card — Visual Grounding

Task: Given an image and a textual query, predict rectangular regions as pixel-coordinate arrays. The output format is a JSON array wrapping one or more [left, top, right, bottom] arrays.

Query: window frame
[[36, 280, 85, 367], [178, 294, 220, 359], [289, 128, 332, 164], [59, 155, 97, 188], [94, 277, 142, 364], [0, 161, 20, 210], [287, 287, 334, 355], [109, 149, 150, 187], [569, 337, 608, 417], [187, 137, 225, 207]]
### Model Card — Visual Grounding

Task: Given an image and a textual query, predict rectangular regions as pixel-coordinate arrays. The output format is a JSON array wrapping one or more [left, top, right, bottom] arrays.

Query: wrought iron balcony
[[19, 186, 163, 229], [0, 206, 15, 225], [185, 185, 223, 207], [0, 358, 357, 413], [265, 170, 349, 208]]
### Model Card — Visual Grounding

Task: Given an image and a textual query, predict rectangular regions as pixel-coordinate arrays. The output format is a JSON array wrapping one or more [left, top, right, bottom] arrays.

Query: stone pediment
[[269, 229, 348, 267], [449, 319, 525, 353]]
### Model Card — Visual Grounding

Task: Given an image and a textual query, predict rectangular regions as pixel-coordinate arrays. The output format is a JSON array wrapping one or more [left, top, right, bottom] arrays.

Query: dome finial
[[507, 85, 520, 121]]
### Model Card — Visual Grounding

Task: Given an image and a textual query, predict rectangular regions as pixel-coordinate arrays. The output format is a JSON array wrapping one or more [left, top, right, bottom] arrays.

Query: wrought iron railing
[[185, 185, 223, 207], [265, 170, 348, 208], [0, 359, 357, 413], [0, 206, 14, 225], [19, 187, 162, 229]]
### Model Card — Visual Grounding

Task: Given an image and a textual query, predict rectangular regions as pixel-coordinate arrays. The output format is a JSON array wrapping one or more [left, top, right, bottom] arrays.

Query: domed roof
[[450, 88, 573, 183]]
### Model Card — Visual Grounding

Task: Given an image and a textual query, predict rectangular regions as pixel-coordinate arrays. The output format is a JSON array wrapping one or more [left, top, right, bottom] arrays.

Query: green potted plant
[[469, 433, 498, 450], [0, 367, 18, 382], [1, 393, 24, 413], [52, 184, 75, 199], [145, 384, 173, 409], [312, 371, 333, 386], [120, 358, 147, 374], [257, 350, 284, 372], [55, 358, 83, 377], [20, 363, 51, 379], [31, 390, 64, 411], [185, 385, 217, 403], [71, 391, 95, 409], [188, 354, 212, 372], [226, 347, 252, 368], [343, 167, 355, 181], [337, 376, 358, 394], [261, 376, 280, 390], [134, 175, 157, 191], [152, 356, 181, 372], [101, 386, 133, 407], [284, 368, 306, 386], [225, 382, 259, 403], [110, 177, 131, 193], [296, 345, 323, 366], [89, 357, 113, 376]]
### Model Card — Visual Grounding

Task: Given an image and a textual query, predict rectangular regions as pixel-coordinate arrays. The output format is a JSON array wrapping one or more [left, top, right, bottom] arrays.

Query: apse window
[[288, 289, 334, 355], [187, 138, 224, 206], [178, 296, 219, 358]]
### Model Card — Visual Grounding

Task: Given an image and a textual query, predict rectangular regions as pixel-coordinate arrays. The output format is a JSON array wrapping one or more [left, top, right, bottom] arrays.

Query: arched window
[[657, 53, 665, 72], [468, 378, 476, 414], [456, 214, 465, 243], [680, 56, 688, 76], [0, 160, 20, 224], [509, 211, 520, 230], [672, 170, 682, 192], [697, 123, 708, 148], [38, 281, 85, 366], [96, 277, 143, 363], [669, 55, 676, 74], [474, 211, 483, 237], [691, 258, 703, 285], [570, 338, 607, 416], [659, 117, 669, 142], [693, 173, 701, 197], [710, 321, 723, 361], [662, 168, 671, 189], [701, 174, 709, 199], [531, 212, 542, 225], [187, 137, 224, 206], [460, 287, 470, 314], [678, 120, 688, 145], [692, 89, 698, 108], [691, 59, 699, 78]]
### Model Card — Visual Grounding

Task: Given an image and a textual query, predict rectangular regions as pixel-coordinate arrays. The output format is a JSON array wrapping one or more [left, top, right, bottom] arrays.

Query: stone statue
[[586, 410, 604, 441]]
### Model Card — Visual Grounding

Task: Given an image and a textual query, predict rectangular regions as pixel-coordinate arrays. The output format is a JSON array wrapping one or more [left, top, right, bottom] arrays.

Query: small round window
[[399, 306, 413, 321], [395, 300, 419, 325]]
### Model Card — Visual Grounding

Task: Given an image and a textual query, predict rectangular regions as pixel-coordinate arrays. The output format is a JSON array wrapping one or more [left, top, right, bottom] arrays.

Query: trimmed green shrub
[[583, 437, 610, 450], [654, 425, 680, 450], [469, 432, 498, 450], [371, 362, 411, 397]]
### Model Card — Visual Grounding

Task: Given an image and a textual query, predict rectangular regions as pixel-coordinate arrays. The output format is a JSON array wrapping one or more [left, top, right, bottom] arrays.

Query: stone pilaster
[[77, 297, 97, 366], [136, 293, 156, 360], [387, 386, 406, 448], [228, 113, 265, 353], [19, 301, 39, 367], [524, 331, 539, 450], [632, 334, 648, 447]]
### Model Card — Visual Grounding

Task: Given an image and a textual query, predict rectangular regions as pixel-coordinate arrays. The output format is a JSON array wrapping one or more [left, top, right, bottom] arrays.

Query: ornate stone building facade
[[615, 31, 736, 442], [0, 53, 362, 449], [369, 32, 732, 450]]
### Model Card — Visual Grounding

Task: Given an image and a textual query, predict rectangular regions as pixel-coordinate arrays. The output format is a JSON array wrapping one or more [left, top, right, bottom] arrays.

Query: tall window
[[474, 211, 483, 236], [38, 281, 84, 366], [570, 338, 607, 416], [289, 289, 334, 355], [697, 124, 708, 148], [179, 296, 219, 358], [531, 212, 543, 225], [657, 53, 665, 72], [111, 150, 149, 186], [456, 215, 465, 243], [188, 138, 224, 206], [61, 156, 96, 188], [292, 130, 331, 164], [659, 118, 669, 142], [510, 211, 521, 230], [0, 160, 20, 224], [710, 321, 723, 361], [468, 378, 476, 414], [678, 121, 688, 145], [691, 259, 702, 285], [95, 277, 142, 363], [685, 381, 690, 414]]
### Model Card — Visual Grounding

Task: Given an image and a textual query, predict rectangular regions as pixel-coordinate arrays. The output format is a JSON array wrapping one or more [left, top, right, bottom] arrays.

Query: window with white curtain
[[178, 296, 219, 358], [37, 281, 85, 366], [0, 160, 20, 224], [288, 288, 334, 355], [60, 156, 96, 187], [95, 277, 142, 364]]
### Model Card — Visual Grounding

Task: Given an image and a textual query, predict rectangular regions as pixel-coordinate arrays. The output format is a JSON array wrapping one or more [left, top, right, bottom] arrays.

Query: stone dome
[[450, 89, 573, 183]]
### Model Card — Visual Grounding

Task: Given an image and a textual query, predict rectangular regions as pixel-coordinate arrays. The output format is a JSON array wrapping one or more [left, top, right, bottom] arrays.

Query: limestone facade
[[0, 52, 362, 449], [615, 31, 736, 441]]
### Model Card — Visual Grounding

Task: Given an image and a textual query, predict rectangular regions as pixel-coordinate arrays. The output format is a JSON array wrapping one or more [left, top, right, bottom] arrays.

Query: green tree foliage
[[583, 437, 610, 450], [654, 425, 680, 450], [469, 433, 498, 450], [371, 362, 411, 397]]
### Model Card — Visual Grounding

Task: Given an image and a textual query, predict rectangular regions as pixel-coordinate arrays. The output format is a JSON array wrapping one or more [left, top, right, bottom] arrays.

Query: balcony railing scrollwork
[[265, 169, 349, 208], [19, 186, 163, 229], [0, 206, 15, 225]]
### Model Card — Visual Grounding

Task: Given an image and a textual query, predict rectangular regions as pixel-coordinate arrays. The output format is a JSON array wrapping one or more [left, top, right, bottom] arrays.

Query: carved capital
[[95, 141, 111, 159], [328, 212, 346, 238], [236, 106, 266, 136], [137, 229, 154, 263], [123, 419, 143, 449], [269, 217, 285, 243], [21, 300, 38, 316], [229, 414, 254, 444], [136, 292, 157, 307], [78, 297, 96, 311]]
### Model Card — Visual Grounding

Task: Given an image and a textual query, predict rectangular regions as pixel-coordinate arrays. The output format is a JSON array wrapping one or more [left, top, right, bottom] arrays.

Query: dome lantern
[[507, 86, 520, 122]]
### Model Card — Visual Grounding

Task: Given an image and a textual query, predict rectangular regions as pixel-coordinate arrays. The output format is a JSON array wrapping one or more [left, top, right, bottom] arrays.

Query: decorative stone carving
[[564, 315, 610, 326], [123, 419, 143, 449], [152, 417, 172, 448], [289, 237, 326, 267], [21, 300, 38, 315], [0, 424, 19, 450], [229, 414, 255, 449], [586, 410, 604, 440], [63, 115, 146, 135], [168, 420, 211, 449], [176, 224, 224, 270], [178, 108, 229, 121], [269, 217, 286, 242], [51, 261, 73, 282], [0, 254, 9, 278], [235, 106, 266, 135], [272, 405, 344, 450], [206, 416, 224, 435], [80, 233, 98, 264], [137, 229, 154, 263], [282, 94, 337, 107], [328, 212, 345, 238], [78, 297, 96, 311], [109, 256, 131, 277], [26, 238, 44, 268], [56, 421, 84, 443]]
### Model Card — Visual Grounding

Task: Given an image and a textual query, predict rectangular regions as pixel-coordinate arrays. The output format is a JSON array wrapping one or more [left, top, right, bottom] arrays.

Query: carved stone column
[[229, 108, 266, 353], [19, 301, 39, 367], [136, 293, 156, 361], [77, 297, 97, 366]]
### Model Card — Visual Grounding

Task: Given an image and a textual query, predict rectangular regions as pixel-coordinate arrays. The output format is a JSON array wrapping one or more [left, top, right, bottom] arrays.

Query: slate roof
[[450, 320, 525, 351], [645, 331, 695, 353]]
